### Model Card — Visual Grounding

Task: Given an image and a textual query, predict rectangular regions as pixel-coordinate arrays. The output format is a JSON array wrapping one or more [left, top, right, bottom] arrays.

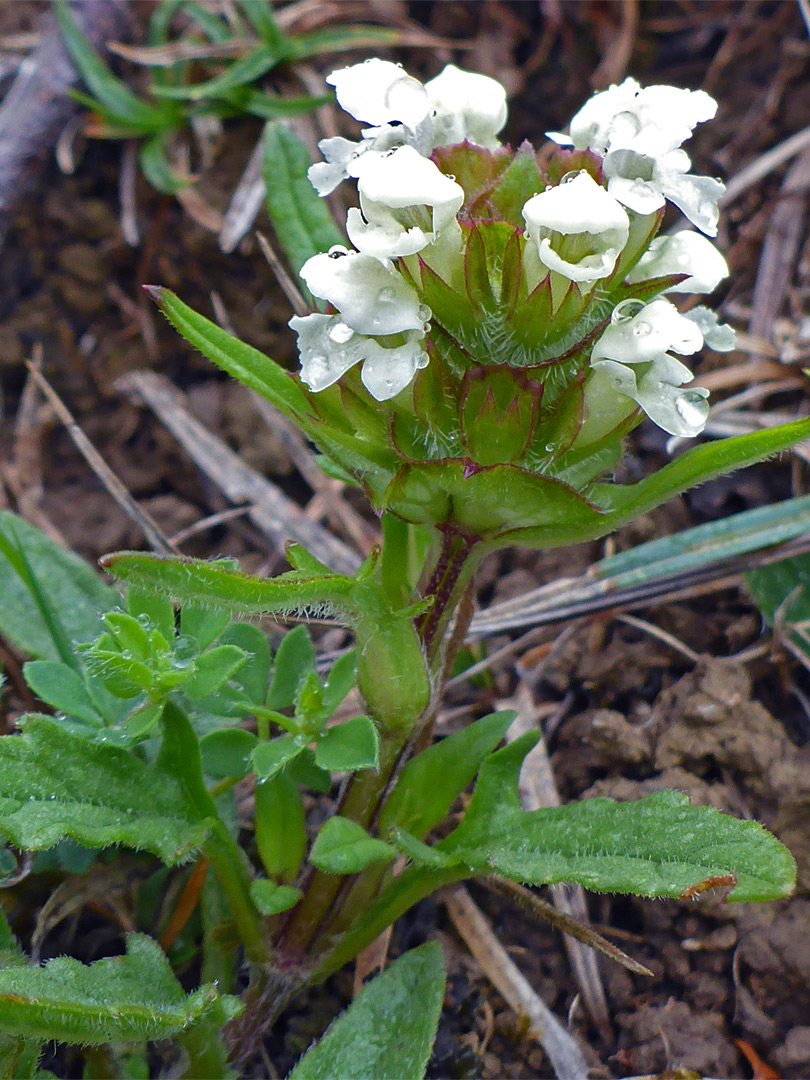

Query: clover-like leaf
[[309, 817, 396, 874]]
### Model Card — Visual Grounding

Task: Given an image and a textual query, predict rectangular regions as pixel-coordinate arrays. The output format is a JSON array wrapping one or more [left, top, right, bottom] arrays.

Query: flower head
[[522, 171, 629, 283], [346, 145, 464, 259], [327, 58, 431, 131]]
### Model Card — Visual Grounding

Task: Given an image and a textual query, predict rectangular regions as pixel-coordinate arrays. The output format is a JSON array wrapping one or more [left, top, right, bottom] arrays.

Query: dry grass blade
[[502, 681, 612, 1038], [256, 231, 308, 317], [220, 134, 266, 254], [721, 123, 810, 206], [115, 370, 361, 574], [444, 886, 591, 1080], [25, 361, 176, 556], [486, 876, 653, 979]]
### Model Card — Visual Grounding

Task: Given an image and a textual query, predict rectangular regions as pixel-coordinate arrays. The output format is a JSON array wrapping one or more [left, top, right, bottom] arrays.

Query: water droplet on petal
[[417, 304, 432, 322], [328, 322, 354, 344], [675, 393, 706, 426], [327, 245, 350, 258], [378, 287, 395, 302], [611, 298, 646, 324], [633, 321, 652, 337]]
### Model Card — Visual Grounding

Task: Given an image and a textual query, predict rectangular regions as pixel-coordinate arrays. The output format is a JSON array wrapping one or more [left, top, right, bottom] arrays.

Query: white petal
[[360, 332, 429, 400], [569, 78, 642, 154], [626, 231, 729, 293], [521, 172, 629, 282], [425, 64, 508, 150], [289, 314, 362, 391], [299, 250, 426, 335], [655, 167, 725, 236], [346, 206, 434, 260], [326, 59, 430, 130], [683, 306, 736, 351], [592, 298, 704, 363]]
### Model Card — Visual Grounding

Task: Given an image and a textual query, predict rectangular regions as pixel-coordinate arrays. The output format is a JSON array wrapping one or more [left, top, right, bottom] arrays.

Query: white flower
[[602, 148, 724, 236], [327, 58, 431, 132], [299, 248, 427, 336], [626, 230, 729, 293], [592, 298, 703, 363], [588, 297, 709, 437], [521, 172, 629, 283], [308, 60, 510, 195], [562, 77, 717, 159], [346, 145, 464, 259], [425, 64, 508, 150], [550, 78, 724, 236], [289, 313, 428, 400], [589, 355, 709, 437]]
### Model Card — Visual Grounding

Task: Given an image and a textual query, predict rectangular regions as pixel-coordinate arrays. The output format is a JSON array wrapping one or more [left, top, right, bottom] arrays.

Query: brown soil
[[2, 2, 810, 1078]]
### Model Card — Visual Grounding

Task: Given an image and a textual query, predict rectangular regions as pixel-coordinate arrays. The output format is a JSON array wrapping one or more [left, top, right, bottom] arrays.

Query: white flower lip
[[425, 64, 508, 150], [290, 312, 428, 401], [346, 145, 464, 259], [592, 298, 704, 363], [327, 58, 430, 131], [299, 250, 427, 336], [603, 148, 724, 236], [591, 356, 709, 437], [627, 231, 729, 293], [521, 172, 630, 283]]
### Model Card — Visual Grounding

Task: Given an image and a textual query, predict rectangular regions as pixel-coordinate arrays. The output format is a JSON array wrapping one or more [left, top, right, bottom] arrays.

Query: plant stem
[[417, 526, 481, 665]]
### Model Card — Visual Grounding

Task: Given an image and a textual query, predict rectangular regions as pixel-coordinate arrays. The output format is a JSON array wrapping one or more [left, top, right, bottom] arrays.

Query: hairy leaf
[[440, 735, 796, 901], [263, 122, 345, 279], [309, 817, 396, 874], [0, 716, 212, 863], [0, 934, 239, 1045], [288, 943, 444, 1080]]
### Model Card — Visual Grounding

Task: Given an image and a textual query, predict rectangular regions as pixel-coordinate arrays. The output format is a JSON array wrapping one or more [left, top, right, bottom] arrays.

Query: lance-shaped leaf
[[263, 123, 345, 281], [289, 943, 444, 1080], [145, 288, 313, 426], [0, 716, 213, 863], [437, 734, 796, 902], [0, 934, 239, 1046]]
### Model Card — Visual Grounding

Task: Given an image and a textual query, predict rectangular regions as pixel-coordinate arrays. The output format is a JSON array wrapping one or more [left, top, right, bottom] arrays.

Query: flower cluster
[[287, 60, 733, 541]]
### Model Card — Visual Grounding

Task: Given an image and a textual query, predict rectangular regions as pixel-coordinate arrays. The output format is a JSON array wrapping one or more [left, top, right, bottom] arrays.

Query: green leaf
[[183, 645, 247, 699], [218, 623, 271, 704], [252, 735, 305, 780], [262, 122, 345, 279], [309, 817, 396, 874], [200, 728, 258, 778], [249, 879, 302, 916], [185, 47, 281, 100], [0, 512, 118, 663], [102, 612, 151, 660], [0, 715, 213, 863], [379, 711, 514, 839], [54, 0, 171, 132], [747, 552, 810, 665], [127, 590, 175, 642], [322, 649, 357, 714], [268, 626, 315, 709], [22, 662, 102, 725], [239, 89, 330, 120], [180, 605, 231, 650], [139, 133, 189, 194], [0, 934, 238, 1046], [315, 715, 379, 772], [145, 287, 313, 424], [439, 735, 797, 901], [254, 773, 306, 881], [288, 943, 445, 1080]]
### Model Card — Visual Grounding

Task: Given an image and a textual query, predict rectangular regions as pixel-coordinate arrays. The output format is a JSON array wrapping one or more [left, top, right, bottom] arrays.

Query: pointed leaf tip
[[142, 284, 165, 302]]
